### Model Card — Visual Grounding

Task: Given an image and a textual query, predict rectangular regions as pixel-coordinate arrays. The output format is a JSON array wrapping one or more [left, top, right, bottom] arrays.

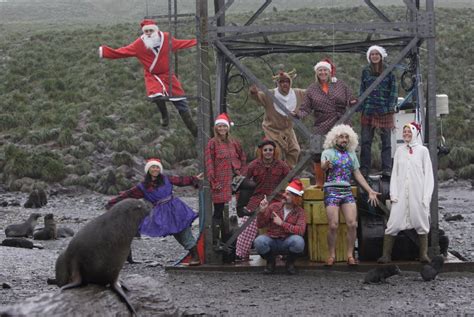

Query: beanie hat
[[314, 58, 337, 83], [366, 45, 387, 63], [144, 158, 163, 174], [214, 112, 234, 128], [141, 19, 159, 33], [286, 179, 304, 196]]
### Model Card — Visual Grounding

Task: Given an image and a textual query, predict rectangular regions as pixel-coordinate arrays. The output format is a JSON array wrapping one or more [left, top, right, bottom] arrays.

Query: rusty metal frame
[[195, 0, 438, 263]]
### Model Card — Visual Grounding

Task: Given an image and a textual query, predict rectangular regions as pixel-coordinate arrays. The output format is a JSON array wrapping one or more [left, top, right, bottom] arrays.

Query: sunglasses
[[263, 148, 274, 152]]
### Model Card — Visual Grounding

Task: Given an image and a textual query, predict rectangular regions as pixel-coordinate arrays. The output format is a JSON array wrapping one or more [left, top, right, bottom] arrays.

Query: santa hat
[[144, 158, 163, 174], [366, 45, 387, 63], [214, 112, 234, 128], [286, 179, 304, 196], [141, 19, 159, 33], [314, 58, 337, 83]]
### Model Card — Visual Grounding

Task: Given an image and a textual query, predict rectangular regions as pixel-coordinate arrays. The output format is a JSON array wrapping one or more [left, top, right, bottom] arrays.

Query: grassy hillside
[[0, 6, 473, 193]]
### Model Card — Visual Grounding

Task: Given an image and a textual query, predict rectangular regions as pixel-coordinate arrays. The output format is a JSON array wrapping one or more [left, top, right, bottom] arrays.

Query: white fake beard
[[143, 31, 160, 50]]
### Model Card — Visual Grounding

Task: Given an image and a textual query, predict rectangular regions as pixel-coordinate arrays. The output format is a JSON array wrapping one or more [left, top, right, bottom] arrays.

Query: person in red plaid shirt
[[205, 113, 254, 242], [235, 138, 290, 261], [254, 179, 306, 275], [294, 59, 357, 188]]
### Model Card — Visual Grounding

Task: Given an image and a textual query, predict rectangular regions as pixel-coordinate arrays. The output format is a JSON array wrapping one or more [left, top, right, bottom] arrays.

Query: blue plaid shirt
[[358, 64, 398, 116]]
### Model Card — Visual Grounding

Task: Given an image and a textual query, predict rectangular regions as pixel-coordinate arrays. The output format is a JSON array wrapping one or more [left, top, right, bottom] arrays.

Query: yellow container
[[303, 199, 349, 262], [300, 178, 311, 189]]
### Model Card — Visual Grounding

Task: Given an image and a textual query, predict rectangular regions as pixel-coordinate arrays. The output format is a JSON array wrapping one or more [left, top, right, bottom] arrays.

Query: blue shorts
[[324, 186, 355, 207]]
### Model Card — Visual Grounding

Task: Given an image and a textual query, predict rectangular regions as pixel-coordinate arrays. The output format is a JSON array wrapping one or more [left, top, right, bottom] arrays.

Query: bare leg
[[326, 206, 340, 259], [341, 203, 358, 259]]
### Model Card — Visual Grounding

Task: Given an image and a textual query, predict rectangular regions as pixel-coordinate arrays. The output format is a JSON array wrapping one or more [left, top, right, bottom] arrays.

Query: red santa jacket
[[100, 31, 197, 98]]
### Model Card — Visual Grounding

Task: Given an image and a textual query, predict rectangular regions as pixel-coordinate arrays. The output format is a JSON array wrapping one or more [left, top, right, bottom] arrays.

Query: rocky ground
[[0, 181, 473, 316]]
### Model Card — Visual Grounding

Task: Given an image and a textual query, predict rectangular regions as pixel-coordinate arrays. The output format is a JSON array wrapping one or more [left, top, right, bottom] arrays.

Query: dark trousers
[[360, 125, 392, 174]]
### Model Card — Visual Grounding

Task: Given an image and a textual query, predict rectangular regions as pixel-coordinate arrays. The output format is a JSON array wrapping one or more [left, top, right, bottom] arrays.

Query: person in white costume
[[378, 121, 434, 264]]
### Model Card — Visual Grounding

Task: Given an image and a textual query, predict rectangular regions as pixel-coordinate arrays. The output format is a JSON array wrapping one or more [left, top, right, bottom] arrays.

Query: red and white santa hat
[[214, 112, 234, 128], [314, 58, 337, 82], [141, 19, 159, 33], [366, 45, 387, 63], [286, 179, 304, 196], [144, 158, 163, 174]]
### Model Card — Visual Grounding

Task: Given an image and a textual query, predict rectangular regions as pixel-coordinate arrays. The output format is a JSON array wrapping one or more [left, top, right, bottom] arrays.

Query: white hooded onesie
[[385, 123, 434, 235]]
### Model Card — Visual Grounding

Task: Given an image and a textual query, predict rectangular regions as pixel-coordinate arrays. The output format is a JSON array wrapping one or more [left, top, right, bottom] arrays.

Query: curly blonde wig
[[323, 124, 359, 152]]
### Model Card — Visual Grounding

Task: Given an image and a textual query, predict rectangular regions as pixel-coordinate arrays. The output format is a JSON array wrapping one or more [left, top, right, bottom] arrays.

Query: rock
[[0, 274, 178, 316], [2, 283, 12, 289], [0, 201, 8, 207]]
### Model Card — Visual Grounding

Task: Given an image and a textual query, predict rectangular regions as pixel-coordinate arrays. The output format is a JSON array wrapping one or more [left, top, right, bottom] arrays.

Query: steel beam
[[425, 0, 440, 257], [214, 40, 312, 139]]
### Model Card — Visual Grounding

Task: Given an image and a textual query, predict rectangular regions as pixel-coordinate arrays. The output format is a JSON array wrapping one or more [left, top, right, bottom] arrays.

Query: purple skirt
[[139, 197, 198, 237]]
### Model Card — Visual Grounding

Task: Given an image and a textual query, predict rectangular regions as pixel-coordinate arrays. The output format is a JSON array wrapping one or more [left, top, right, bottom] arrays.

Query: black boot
[[179, 111, 197, 137], [188, 246, 201, 266], [155, 100, 170, 127], [236, 179, 256, 217], [262, 252, 276, 274], [285, 252, 299, 275]]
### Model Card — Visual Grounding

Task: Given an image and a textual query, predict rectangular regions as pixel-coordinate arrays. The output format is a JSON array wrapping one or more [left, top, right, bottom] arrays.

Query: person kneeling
[[254, 180, 306, 275]]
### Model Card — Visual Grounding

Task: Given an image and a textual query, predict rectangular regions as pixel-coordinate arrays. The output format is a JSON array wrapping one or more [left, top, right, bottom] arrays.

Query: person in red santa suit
[[99, 19, 197, 136]]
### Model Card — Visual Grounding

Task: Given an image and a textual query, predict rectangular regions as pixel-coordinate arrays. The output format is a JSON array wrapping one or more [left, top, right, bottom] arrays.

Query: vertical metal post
[[174, 0, 179, 76], [196, 0, 221, 264], [168, 0, 173, 96], [426, 0, 439, 256], [214, 0, 227, 114]]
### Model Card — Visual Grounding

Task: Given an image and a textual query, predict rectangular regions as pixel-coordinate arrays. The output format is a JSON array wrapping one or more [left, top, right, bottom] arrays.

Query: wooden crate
[[303, 200, 348, 262]]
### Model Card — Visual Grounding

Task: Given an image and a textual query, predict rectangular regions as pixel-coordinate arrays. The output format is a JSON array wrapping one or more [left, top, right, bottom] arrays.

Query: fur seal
[[1, 238, 34, 249], [5, 213, 41, 237], [33, 213, 57, 240], [420, 255, 445, 281], [55, 198, 149, 316], [57, 227, 75, 238], [364, 264, 401, 284]]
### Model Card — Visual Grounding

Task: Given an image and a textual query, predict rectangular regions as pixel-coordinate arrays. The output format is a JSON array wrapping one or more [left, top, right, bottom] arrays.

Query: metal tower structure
[[195, 0, 438, 264]]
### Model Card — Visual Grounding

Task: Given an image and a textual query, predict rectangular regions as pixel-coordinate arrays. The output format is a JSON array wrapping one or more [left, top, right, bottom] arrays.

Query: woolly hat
[[141, 19, 159, 33], [314, 58, 337, 82], [366, 45, 387, 63], [144, 158, 163, 174], [258, 137, 276, 149], [286, 179, 304, 196], [214, 112, 233, 128]]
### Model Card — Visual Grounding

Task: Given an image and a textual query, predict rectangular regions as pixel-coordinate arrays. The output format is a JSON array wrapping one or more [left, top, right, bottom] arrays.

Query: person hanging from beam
[[99, 19, 198, 137]]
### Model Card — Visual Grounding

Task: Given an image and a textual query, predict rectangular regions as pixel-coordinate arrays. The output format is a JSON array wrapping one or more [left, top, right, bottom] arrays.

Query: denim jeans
[[254, 234, 305, 255], [173, 226, 196, 250], [360, 125, 392, 174], [171, 99, 189, 113]]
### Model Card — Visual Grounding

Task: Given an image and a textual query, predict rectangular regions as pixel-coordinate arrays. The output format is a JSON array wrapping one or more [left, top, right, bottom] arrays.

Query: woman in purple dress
[[106, 158, 203, 265]]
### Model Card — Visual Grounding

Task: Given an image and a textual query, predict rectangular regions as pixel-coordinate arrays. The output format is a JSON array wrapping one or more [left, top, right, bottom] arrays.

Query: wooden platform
[[166, 254, 474, 273]]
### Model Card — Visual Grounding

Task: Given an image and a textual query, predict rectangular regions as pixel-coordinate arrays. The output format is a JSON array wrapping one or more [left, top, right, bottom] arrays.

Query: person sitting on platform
[[321, 124, 379, 266], [254, 179, 306, 275]]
